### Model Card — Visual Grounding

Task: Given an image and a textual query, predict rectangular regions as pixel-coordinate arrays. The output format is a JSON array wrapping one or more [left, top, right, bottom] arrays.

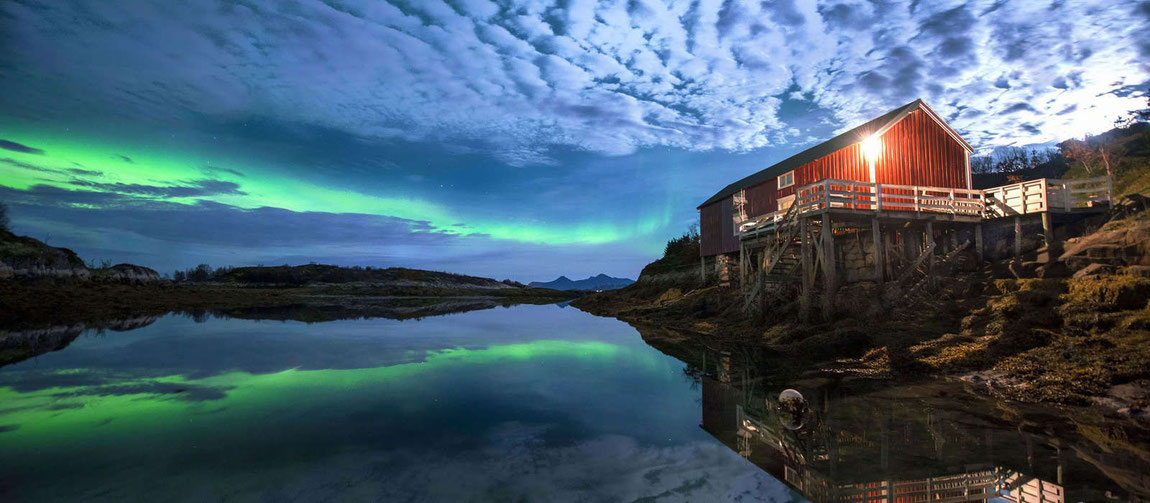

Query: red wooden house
[[698, 99, 974, 258]]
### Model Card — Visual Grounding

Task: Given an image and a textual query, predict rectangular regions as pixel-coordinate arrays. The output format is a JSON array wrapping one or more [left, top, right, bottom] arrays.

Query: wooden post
[[1014, 216, 1023, 259], [925, 221, 935, 288], [904, 225, 920, 264], [739, 242, 746, 290], [975, 223, 984, 264], [822, 216, 836, 316], [883, 228, 893, 279], [1041, 212, 1053, 253], [700, 255, 706, 285], [872, 218, 883, 283], [800, 218, 811, 320]]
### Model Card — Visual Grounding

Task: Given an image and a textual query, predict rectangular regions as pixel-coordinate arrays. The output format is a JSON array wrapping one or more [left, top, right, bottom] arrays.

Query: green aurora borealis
[[0, 126, 672, 247]]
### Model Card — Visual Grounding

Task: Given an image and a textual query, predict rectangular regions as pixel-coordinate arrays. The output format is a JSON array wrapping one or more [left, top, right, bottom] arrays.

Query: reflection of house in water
[[699, 373, 1103, 503]]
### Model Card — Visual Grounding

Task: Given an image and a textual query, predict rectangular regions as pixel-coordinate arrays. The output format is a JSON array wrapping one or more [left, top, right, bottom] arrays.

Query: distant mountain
[[528, 274, 635, 291]]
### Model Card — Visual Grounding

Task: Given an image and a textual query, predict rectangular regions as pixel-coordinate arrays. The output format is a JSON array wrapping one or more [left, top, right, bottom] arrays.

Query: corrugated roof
[[697, 98, 967, 208]]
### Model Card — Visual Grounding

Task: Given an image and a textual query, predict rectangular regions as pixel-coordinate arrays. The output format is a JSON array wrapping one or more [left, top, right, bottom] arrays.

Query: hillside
[[528, 274, 635, 291], [1060, 121, 1150, 198]]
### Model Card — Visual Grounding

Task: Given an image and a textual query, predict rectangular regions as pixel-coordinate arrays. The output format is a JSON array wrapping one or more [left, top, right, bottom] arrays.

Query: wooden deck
[[736, 176, 1112, 240], [983, 177, 1112, 217]]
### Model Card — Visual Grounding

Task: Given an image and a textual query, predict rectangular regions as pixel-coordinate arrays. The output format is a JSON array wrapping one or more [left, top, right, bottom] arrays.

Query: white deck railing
[[735, 176, 1113, 238], [737, 179, 985, 237], [983, 176, 1112, 217]]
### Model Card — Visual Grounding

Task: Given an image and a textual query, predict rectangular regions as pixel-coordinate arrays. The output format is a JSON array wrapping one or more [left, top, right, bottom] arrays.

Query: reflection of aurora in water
[[0, 340, 631, 444], [0, 306, 797, 502]]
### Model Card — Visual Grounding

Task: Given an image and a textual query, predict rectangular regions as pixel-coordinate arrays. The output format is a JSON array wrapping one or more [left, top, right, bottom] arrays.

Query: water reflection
[[0, 305, 798, 502], [0, 298, 548, 369], [693, 349, 1150, 502], [2, 305, 1147, 501]]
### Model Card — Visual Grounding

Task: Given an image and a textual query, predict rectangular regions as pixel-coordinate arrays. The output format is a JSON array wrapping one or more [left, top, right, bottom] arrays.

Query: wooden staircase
[[744, 203, 809, 311]]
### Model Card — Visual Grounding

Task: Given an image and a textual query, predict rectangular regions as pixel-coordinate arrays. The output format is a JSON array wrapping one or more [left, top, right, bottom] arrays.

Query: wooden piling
[[871, 218, 883, 283], [800, 218, 811, 320], [925, 221, 935, 288], [1041, 212, 1053, 252], [1014, 216, 1023, 259], [975, 223, 984, 263], [822, 216, 836, 316], [739, 243, 746, 291], [883, 227, 893, 279]]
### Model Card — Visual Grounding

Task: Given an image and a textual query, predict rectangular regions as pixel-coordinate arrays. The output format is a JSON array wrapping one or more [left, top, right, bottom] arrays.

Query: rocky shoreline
[[574, 199, 1150, 419]]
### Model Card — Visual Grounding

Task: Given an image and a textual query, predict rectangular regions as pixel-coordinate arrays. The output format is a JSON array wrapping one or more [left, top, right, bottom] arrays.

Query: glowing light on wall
[[862, 135, 881, 165], [862, 135, 881, 183]]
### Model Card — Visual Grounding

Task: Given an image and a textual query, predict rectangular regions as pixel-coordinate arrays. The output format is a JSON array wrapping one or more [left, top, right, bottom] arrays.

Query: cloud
[[2, 0, 1141, 166], [68, 179, 246, 198], [202, 165, 244, 178], [0, 139, 44, 155]]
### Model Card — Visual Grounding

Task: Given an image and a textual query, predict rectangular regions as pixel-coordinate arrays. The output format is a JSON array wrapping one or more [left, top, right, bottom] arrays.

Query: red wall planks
[[873, 109, 968, 188], [744, 179, 778, 219]]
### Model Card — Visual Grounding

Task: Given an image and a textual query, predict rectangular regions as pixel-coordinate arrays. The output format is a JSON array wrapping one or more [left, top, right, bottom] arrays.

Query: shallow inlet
[[0, 304, 1143, 502]]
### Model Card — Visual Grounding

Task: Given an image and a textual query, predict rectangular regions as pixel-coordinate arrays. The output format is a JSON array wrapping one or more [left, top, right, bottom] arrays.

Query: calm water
[[1, 304, 1146, 502], [0, 305, 796, 502]]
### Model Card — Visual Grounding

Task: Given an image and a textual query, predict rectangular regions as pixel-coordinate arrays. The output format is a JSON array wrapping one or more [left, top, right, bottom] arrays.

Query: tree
[[970, 155, 993, 174], [993, 147, 1031, 173], [0, 202, 8, 232], [1062, 139, 1113, 178], [664, 224, 700, 259]]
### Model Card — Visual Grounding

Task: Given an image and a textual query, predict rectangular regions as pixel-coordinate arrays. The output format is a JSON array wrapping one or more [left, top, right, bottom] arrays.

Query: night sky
[[1, 0, 1147, 281]]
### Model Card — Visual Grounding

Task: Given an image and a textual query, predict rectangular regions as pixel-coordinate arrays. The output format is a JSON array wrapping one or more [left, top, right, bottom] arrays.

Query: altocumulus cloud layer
[[0, 0, 1147, 278], [2, 0, 1146, 164]]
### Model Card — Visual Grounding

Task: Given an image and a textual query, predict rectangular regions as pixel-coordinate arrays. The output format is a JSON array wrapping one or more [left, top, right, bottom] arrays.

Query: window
[[778, 171, 794, 189]]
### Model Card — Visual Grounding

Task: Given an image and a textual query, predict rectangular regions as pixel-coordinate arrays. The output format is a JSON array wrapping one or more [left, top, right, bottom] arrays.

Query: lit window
[[778, 171, 794, 189]]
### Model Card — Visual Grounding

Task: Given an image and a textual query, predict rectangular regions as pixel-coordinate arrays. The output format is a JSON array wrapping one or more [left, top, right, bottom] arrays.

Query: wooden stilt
[[975, 223, 984, 264], [1014, 216, 1023, 259], [1041, 212, 1053, 252], [883, 227, 893, 279], [924, 221, 935, 288], [739, 242, 746, 291], [822, 216, 836, 316], [700, 255, 706, 285], [800, 218, 811, 320], [904, 225, 920, 265], [871, 218, 883, 283]]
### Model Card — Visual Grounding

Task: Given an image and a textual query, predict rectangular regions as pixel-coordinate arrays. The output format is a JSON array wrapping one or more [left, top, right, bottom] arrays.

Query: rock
[[1060, 219, 1150, 271], [655, 288, 683, 305], [1073, 263, 1115, 278], [1121, 265, 1150, 278], [1037, 261, 1070, 278], [834, 282, 883, 319], [97, 263, 162, 285]]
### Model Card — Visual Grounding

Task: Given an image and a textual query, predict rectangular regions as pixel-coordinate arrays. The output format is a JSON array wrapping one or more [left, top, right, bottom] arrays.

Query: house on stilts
[[697, 99, 1113, 317]]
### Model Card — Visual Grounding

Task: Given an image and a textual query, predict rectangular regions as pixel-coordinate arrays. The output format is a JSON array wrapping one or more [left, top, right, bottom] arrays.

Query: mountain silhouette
[[528, 274, 634, 291]]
